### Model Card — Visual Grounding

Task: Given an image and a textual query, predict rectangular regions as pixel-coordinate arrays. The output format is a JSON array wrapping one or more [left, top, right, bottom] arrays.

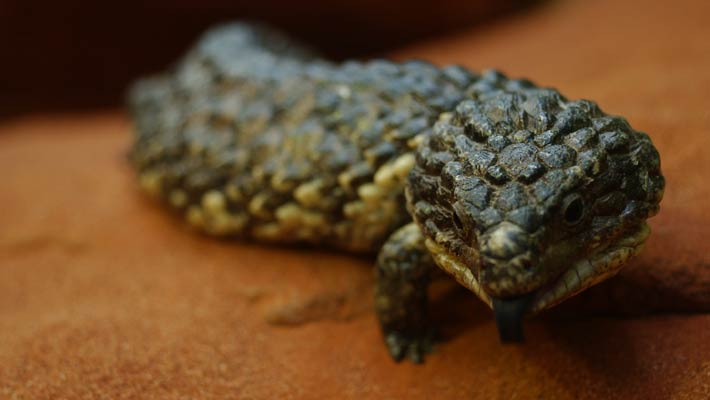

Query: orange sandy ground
[[1, 0, 709, 398]]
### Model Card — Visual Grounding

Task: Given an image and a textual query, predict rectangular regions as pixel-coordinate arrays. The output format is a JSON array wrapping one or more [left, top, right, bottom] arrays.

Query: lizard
[[128, 23, 665, 363]]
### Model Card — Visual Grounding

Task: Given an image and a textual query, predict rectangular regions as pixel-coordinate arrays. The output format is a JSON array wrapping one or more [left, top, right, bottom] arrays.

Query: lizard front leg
[[375, 222, 437, 363]]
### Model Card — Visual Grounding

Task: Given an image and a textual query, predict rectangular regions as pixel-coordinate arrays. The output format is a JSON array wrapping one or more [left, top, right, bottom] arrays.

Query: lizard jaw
[[424, 223, 650, 315], [424, 238, 493, 307], [529, 223, 650, 313]]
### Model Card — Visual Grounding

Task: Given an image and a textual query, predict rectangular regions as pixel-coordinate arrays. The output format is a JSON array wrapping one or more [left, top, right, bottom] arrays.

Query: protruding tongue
[[492, 293, 536, 343]]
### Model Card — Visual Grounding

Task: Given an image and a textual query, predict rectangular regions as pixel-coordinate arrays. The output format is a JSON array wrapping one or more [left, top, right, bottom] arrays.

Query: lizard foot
[[384, 329, 436, 364]]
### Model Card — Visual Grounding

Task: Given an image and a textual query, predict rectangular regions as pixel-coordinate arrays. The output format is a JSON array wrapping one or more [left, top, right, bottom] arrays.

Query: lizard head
[[406, 87, 664, 340]]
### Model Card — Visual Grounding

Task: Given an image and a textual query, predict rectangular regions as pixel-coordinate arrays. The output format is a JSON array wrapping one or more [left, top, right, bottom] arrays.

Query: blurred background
[[0, 0, 535, 118], [2, 1, 710, 398]]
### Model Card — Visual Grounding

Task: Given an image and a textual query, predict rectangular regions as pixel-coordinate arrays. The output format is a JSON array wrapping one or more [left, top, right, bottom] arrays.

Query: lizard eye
[[562, 194, 585, 226]]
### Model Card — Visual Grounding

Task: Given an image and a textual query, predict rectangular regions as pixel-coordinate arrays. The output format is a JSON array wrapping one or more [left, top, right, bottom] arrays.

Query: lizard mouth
[[529, 223, 650, 313], [424, 223, 651, 334]]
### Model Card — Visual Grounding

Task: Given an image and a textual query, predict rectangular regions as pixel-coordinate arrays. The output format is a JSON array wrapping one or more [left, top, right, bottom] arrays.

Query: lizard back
[[129, 22, 525, 251]]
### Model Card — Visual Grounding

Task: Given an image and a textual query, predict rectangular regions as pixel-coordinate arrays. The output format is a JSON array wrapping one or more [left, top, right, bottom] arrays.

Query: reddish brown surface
[[1, 0, 709, 398]]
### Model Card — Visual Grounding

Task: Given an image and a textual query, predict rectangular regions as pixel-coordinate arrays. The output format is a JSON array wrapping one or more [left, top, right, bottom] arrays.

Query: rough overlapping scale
[[408, 87, 664, 297], [129, 23, 513, 251], [129, 22, 664, 305], [128, 22, 667, 336]]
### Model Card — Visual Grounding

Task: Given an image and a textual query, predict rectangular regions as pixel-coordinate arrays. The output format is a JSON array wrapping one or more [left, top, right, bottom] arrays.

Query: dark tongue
[[492, 293, 536, 343]]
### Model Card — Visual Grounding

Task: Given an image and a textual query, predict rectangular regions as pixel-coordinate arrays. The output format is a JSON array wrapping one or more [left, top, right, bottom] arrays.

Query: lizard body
[[129, 23, 664, 362]]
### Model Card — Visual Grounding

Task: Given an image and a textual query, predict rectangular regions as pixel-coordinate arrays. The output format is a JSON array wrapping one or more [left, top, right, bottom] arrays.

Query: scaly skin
[[129, 23, 665, 363]]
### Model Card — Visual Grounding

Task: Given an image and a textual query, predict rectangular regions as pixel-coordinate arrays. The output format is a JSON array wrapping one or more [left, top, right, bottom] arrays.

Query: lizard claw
[[384, 330, 436, 364]]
